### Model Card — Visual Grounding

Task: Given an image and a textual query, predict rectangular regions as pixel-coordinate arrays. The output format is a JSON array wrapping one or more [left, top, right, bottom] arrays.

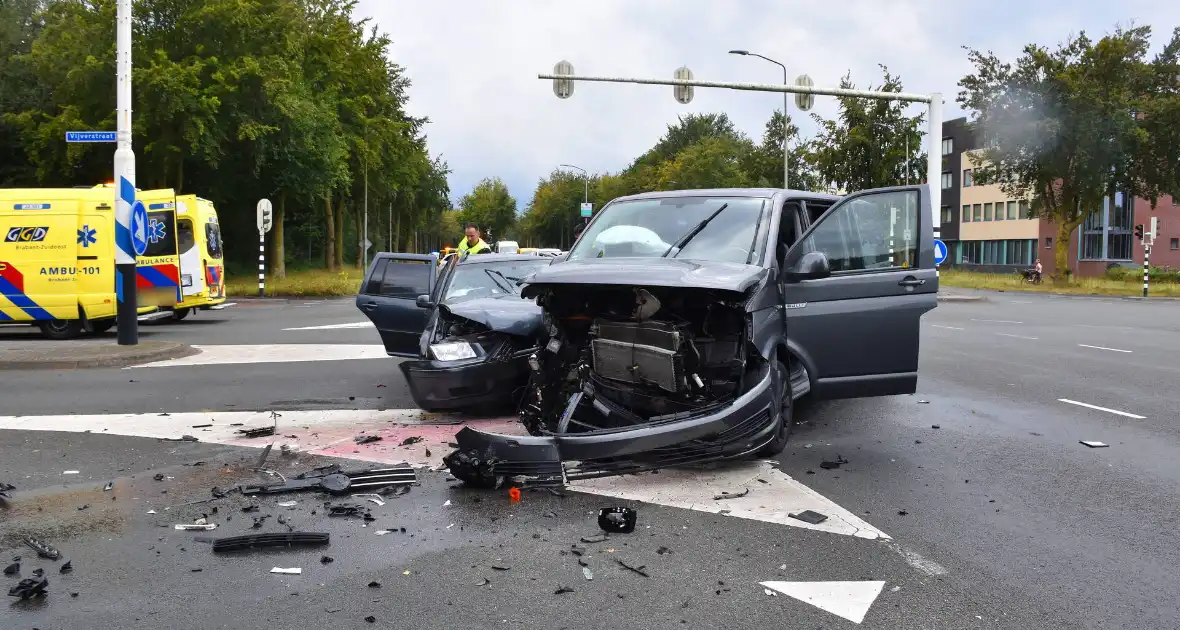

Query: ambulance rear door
[[135, 189, 182, 307], [0, 194, 78, 322], [174, 195, 205, 298]]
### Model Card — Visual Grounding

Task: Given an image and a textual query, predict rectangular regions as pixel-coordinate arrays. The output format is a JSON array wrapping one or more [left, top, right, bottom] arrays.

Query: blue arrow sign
[[933, 239, 948, 265], [66, 131, 117, 143], [130, 200, 149, 256]]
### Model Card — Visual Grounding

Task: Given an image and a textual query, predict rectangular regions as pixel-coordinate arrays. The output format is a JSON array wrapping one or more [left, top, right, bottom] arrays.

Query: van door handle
[[360, 302, 378, 311], [898, 276, 925, 287]]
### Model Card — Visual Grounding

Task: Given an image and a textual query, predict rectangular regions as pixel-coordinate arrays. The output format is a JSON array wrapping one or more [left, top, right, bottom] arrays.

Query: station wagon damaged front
[[444, 187, 938, 487]]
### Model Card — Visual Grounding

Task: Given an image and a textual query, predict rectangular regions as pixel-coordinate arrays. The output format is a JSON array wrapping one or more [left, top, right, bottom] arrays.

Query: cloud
[[356, 0, 1180, 210]]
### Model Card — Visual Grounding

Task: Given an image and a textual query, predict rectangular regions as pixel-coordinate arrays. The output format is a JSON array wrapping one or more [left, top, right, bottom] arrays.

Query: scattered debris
[[237, 426, 276, 438], [508, 488, 521, 502], [103, 481, 114, 492], [320, 556, 334, 564], [242, 464, 416, 496], [175, 518, 217, 531], [931, 425, 940, 429], [3, 562, 18, 576], [270, 567, 301, 575], [77, 504, 90, 511], [212, 532, 330, 552], [820, 455, 849, 470], [491, 564, 510, 571], [763, 588, 777, 597], [7, 577, 48, 599], [375, 530, 393, 536], [400, 436, 424, 446], [570, 545, 587, 556], [917, 400, 930, 404], [31, 568, 44, 578], [63, 470, 80, 475], [59, 561, 73, 574], [251, 515, 270, 529], [582, 566, 594, 580], [153, 473, 166, 481], [476, 577, 491, 587], [277, 501, 298, 508], [580, 534, 608, 544], [443, 500, 452, 507], [554, 585, 575, 595], [615, 558, 649, 577], [598, 507, 637, 534], [789, 510, 828, 525], [364, 615, 377, 623], [1080, 440, 1109, 448], [354, 494, 385, 507], [25, 537, 60, 560], [546, 488, 567, 497], [354, 435, 382, 445], [656, 546, 671, 555], [712, 488, 749, 501], [368, 581, 381, 588], [191, 424, 213, 429], [897, 510, 909, 516], [326, 503, 368, 518], [255, 444, 274, 469], [146, 509, 157, 515]]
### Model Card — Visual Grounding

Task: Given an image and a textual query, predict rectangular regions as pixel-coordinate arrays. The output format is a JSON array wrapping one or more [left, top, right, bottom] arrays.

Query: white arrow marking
[[759, 580, 886, 624], [283, 321, 374, 331]]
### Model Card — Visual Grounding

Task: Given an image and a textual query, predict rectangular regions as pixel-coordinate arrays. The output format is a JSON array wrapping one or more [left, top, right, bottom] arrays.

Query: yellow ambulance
[[170, 194, 226, 319]]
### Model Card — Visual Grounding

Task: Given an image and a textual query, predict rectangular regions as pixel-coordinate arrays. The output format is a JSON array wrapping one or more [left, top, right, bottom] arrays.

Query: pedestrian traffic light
[[1134, 224, 1144, 241]]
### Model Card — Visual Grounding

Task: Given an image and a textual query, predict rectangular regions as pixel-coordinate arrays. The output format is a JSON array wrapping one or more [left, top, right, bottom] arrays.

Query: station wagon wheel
[[757, 359, 793, 456], [38, 319, 84, 341]]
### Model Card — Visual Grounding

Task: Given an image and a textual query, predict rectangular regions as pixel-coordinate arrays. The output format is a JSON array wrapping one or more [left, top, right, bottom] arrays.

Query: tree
[[652, 135, 751, 190], [744, 110, 820, 191], [808, 66, 927, 193], [458, 177, 517, 241], [959, 26, 1180, 279]]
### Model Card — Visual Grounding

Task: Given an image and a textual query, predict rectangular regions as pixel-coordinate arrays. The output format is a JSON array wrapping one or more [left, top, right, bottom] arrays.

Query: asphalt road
[[2, 292, 1178, 629]]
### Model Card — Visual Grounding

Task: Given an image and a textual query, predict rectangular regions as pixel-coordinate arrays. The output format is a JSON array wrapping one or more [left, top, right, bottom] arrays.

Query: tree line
[[501, 26, 1178, 273], [0, 0, 450, 276]]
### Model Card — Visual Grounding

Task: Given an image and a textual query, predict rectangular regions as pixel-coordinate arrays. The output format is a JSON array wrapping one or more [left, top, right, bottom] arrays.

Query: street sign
[[673, 67, 694, 104], [1148, 216, 1159, 247], [794, 75, 814, 111], [360, 237, 373, 251], [933, 239, 948, 265], [130, 200, 148, 256], [580, 202, 593, 218], [256, 198, 273, 233], [553, 61, 574, 99], [66, 131, 116, 143]]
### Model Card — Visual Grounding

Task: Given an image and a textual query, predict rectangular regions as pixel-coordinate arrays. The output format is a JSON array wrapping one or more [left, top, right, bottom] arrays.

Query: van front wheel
[[39, 319, 84, 340]]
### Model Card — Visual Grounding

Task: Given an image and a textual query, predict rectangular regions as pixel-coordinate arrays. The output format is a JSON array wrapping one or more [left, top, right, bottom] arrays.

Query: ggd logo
[[5, 226, 50, 243]]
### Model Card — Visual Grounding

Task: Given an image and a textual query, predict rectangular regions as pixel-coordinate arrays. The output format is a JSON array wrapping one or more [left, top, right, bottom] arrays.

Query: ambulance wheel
[[172, 308, 191, 321], [91, 320, 116, 335], [39, 319, 84, 340]]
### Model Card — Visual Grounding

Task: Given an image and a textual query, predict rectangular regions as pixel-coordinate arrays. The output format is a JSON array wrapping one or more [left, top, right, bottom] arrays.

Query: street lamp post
[[729, 50, 789, 190], [114, 0, 138, 345], [559, 163, 588, 204]]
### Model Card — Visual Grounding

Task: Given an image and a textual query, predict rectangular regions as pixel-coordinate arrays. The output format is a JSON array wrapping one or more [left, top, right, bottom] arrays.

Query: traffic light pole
[[113, 0, 138, 346], [1143, 243, 1151, 298]]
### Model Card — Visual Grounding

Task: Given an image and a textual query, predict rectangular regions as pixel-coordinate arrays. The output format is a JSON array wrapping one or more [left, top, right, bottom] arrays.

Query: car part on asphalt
[[237, 426, 276, 438], [211, 532, 330, 552], [240, 464, 416, 496], [0, 482, 14, 500], [712, 488, 750, 500], [615, 558, 650, 577], [597, 507, 637, 534], [59, 561, 73, 574], [820, 455, 849, 470], [789, 510, 829, 525], [25, 537, 60, 560], [3, 562, 18, 576], [354, 434, 382, 444], [8, 577, 48, 599]]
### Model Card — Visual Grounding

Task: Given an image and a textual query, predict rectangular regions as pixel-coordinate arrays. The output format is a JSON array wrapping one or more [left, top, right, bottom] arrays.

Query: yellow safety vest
[[458, 237, 491, 254]]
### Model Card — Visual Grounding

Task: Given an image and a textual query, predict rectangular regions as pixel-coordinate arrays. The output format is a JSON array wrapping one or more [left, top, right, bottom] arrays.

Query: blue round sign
[[933, 239, 948, 266], [130, 200, 148, 256]]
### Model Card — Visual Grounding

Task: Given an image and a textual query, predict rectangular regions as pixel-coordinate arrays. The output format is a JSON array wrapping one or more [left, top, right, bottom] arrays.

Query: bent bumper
[[445, 364, 777, 486], [399, 352, 531, 411]]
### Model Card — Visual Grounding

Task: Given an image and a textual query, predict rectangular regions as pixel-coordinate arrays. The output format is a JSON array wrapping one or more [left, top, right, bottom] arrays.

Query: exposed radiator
[[591, 320, 686, 392]]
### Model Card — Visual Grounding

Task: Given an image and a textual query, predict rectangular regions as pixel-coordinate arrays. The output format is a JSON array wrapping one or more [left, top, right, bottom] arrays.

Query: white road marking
[[570, 461, 889, 540], [1006, 300, 1032, 304], [971, 318, 1024, 324], [1077, 344, 1132, 353], [283, 321, 374, 331], [1058, 398, 1145, 419], [995, 333, 1038, 340], [759, 580, 886, 624], [930, 324, 964, 330], [884, 542, 948, 576], [132, 344, 387, 367]]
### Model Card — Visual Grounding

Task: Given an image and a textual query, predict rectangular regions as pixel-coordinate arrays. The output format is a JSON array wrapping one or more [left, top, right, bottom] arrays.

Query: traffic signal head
[[261, 207, 273, 232], [1134, 224, 1144, 241]]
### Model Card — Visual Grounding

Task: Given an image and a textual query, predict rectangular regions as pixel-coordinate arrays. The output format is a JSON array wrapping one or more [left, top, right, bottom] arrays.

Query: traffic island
[[0, 339, 198, 370]]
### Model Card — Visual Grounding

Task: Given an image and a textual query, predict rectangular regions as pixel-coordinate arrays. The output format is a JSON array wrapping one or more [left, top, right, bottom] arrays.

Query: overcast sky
[[356, 0, 1178, 211]]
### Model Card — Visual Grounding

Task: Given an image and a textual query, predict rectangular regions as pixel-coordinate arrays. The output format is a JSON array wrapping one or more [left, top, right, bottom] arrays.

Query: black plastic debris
[[242, 503, 260, 513], [400, 436, 424, 446], [325, 503, 367, 518], [153, 473, 165, 481], [211, 532, 329, 552], [77, 504, 89, 511], [931, 425, 940, 429], [8, 577, 48, 599], [897, 510, 909, 516], [712, 489, 750, 500], [251, 515, 270, 529], [25, 537, 60, 560], [364, 615, 376, 623], [3, 562, 18, 576], [0, 482, 14, 500], [580, 534, 607, 544], [59, 561, 73, 574], [367, 581, 381, 588], [242, 465, 416, 496], [597, 507, 637, 534], [570, 545, 587, 556], [656, 546, 671, 555], [355, 435, 382, 445], [491, 564, 510, 571], [615, 558, 649, 577], [211, 487, 228, 499], [32, 568, 44, 578], [820, 455, 849, 470], [1079, 440, 1109, 448], [554, 585, 575, 595], [320, 556, 335, 564], [237, 426, 276, 438], [789, 510, 828, 525]]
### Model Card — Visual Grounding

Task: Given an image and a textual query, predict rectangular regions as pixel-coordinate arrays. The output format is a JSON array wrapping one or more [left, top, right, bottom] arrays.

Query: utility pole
[[113, 0, 138, 345], [363, 163, 369, 268]]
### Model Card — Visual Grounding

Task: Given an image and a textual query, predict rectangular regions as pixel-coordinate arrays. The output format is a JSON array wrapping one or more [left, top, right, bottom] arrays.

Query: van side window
[[176, 219, 196, 254], [204, 223, 223, 259]]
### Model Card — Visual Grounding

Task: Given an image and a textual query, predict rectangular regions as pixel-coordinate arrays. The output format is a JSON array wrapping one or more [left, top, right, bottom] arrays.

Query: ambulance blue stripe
[[0, 310, 13, 321], [116, 267, 124, 302], [0, 276, 54, 320], [115, 222, 133, 261]]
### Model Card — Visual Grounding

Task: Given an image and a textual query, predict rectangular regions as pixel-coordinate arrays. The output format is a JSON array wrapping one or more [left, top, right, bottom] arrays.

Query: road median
[[0, 338, 198, 370]]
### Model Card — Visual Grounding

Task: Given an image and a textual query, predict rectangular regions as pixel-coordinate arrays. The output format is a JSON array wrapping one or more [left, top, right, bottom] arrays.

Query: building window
[[942, 138, 953, 155], [963, 169, 973, 187], [940, 206, 952, 224], [983, 203, 993, 221], [973, 204, 982, 222], [1171, 238, 1179, 250], [941, 172, 952, 189], [1080, 192, 1133, 261], [962, 240, 981, 264], [1010, 201, 1022, 220], [961, 204, 971, 222], [1045, 237, 1052, 249]]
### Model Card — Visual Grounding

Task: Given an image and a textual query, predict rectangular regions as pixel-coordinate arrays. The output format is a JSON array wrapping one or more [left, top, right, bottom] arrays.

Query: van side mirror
[[783, 251, 831, 283], [415, 294, 434, 309]]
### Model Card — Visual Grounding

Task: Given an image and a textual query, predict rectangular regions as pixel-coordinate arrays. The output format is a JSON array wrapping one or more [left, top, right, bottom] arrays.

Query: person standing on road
[[458, 223, 491, 255], [1034, 258, 1043, 283]]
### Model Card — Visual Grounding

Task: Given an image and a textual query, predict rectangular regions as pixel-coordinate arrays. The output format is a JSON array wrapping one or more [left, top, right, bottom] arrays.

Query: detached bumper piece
[[212, 532, 330, 553], [240, 464, 416, 496], [445, 366, 777, 487], [399, 347, 532, 411]]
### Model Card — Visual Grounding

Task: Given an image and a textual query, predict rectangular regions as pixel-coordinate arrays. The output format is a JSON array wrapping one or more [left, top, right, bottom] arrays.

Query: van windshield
[[205, 223, 223, 259]]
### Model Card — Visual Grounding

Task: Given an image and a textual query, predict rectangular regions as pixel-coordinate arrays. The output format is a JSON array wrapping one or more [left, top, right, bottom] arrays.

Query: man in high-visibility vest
[[458, 223, 491, 255]]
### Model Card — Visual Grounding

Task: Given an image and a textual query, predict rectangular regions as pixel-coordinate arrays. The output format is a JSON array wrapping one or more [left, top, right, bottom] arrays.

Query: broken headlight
[[430, 341, 478, 361]]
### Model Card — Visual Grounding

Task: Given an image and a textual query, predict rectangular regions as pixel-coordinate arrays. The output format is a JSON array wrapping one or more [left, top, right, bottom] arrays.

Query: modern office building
[[938, 117, 1179, 276]]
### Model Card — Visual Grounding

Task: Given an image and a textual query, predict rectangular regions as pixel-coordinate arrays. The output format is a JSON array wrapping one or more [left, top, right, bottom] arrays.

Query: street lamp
[[559, 163, 588, 203], [729, 50, 789, 190]]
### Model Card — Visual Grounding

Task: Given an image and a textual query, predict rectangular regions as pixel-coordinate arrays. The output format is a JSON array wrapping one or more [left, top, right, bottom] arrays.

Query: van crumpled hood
[[521, 257, 767, 298], [439, 296, 542, 337]]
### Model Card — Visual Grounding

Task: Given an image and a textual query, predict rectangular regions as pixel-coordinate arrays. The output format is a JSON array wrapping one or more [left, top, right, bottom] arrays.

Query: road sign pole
[[256, 199, 273, 297], [1143, 244, 1151, 298], [114, 0, 137, 346]]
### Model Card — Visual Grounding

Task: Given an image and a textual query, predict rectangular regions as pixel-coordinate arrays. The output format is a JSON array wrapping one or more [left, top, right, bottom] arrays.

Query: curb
[[0, 341, 200, 371], [936, 294, 986, 302]]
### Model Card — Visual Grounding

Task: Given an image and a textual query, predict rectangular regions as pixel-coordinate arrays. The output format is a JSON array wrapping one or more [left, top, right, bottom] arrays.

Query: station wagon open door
[[781, 185, 938, 399], [357, 253, 438, 357]]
